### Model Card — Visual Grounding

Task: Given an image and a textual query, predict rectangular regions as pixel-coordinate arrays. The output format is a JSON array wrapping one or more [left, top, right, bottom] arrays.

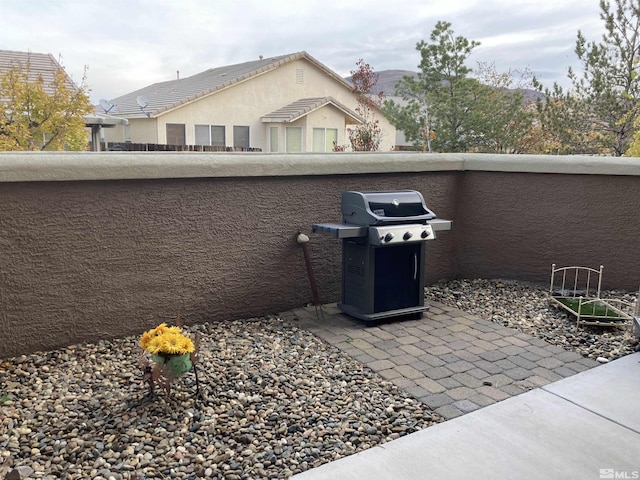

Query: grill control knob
[[403, 231, 413, 241], [421, 230, 430, 239], [384, 232, 395, 242]]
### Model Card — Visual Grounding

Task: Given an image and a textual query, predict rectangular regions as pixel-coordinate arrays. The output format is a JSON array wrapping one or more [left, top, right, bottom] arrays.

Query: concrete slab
[[543, 352, 640, 432], [292, 387, 640, 480]]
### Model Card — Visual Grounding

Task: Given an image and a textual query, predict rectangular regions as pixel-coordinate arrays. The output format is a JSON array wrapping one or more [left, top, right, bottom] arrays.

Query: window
[[211, 126, 225, 147], [233, 126, 250, 149], [194, 125, 209, 146], [269, 126, 279, 153], [195, 125, 226, 147], [312, 128, 338, 152], [286, 127, 302, 152], [166, 123, 186, 145]]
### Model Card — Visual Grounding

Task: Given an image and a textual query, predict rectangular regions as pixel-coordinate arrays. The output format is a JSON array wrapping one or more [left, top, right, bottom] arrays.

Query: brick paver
[[281, 301, 600, 420]]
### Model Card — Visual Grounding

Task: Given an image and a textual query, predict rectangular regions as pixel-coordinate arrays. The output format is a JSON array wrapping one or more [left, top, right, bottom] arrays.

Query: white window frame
[[195, 125, 210, 146], [210, 125, 225, 147], [312, 127, 338, 152], [195, 125, 226, 147], [166, 123, 186, 145], [285, 127, 303, 152], [269, 126, 279, 153], [233, 125, 250, 149]]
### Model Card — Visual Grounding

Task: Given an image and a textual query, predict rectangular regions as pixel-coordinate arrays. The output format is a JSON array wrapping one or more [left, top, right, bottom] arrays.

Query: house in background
[[100, 51, 396, 152], [0, 50, 127, 151], [0, 50, 77, 93]]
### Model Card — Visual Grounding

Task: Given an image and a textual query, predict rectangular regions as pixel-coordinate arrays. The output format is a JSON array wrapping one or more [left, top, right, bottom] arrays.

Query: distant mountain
[[346, 69, 543, 102], [345, 70, 416, 96], [373, 70, 417, 96]]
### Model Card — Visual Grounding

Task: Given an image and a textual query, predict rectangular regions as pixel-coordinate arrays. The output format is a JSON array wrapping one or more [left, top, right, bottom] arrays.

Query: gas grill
[[313, 190, 451, 324]]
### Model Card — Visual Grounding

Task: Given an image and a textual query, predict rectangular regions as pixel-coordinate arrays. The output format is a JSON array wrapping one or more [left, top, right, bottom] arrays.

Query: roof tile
[[101, 51, 353, 118], [0, 49, 77, 95], [261, 97, 363, 124]]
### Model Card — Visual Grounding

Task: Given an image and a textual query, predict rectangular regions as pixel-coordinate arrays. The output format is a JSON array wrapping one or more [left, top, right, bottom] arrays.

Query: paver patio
[[280, 301, 599, 419]]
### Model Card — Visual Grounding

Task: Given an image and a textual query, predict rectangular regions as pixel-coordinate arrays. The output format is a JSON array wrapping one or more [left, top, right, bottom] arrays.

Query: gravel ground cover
[[3, 279, 637, 479], [1, 317, 441, 480], [425, 279, 639, 361]]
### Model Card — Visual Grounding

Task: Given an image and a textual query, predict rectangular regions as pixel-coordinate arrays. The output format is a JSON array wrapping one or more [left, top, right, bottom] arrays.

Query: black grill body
[[341, 190, 436, 225], [313, 190, 451, 324], [341, 238, 425, 320]]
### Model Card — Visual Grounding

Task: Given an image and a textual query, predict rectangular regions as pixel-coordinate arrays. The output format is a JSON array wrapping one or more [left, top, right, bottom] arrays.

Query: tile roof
[[261, 97, 363, 124], [0, 49, 77, 95], [102, 51, 354, 118]]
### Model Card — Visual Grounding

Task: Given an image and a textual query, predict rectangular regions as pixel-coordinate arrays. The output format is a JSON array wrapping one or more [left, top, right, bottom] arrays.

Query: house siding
[[104, 57, 396, 151], [305, 107, 347, 151]]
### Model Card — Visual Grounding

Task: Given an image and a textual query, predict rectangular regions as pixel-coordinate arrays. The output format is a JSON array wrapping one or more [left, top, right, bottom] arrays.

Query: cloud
[[0, 0, 606, 101]]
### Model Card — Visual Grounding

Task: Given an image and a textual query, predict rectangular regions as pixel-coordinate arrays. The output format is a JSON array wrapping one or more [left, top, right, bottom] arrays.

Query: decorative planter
[[152, 353, 192, 377]]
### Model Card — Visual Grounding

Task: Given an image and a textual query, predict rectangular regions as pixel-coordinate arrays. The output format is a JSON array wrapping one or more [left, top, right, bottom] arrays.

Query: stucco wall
[[0, 152, 638, 358], [453, 171, 639, 287]]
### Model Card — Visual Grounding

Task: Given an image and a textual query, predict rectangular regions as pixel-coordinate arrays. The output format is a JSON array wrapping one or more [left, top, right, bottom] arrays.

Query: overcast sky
[[1, 0, 605, 103]]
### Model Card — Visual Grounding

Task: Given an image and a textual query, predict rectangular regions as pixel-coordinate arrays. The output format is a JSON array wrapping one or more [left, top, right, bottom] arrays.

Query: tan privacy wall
[[1, 152, 638, 357]]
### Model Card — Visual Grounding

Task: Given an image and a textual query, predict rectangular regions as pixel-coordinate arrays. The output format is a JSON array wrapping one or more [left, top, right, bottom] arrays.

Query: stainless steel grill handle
[[413, 253, 418, 280]]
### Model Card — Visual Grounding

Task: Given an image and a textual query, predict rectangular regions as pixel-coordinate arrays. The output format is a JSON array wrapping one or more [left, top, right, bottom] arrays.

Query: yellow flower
[[153, 323, 169, 335], [160, 332, 184, 355], [146, 336, 164, 355], [140, 331, 153, 349], [140, 323, 195, 355], [179, 336, 195, 354]]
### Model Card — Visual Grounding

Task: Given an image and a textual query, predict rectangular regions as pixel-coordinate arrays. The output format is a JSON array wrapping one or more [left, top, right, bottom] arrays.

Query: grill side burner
[[312, 190, 451, 324]]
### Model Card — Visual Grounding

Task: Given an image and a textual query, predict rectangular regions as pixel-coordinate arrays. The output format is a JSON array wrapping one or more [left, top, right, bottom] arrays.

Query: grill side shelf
[[312, 223, 368, 239], [427, 219, 452, 231]]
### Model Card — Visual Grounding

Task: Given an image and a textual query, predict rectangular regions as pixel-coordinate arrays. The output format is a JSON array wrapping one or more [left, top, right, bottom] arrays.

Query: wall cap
[[0, 151, 638, 182]]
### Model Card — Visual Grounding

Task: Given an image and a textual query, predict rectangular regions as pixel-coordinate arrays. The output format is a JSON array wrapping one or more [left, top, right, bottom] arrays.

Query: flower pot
[[152, 353, 192, 377]]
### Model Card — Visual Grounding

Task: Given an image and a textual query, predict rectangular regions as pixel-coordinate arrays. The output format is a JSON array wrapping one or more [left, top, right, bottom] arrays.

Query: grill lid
[[341, 190, 436, 226]]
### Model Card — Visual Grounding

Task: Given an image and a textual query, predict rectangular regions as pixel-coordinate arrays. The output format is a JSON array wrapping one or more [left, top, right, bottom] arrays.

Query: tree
[[469, 63, 539, 154], [384, 21, 480, 152], [0, 58, 93, 151], [624, 107, 640, 154], [536, 0, 640, 156], [385, 22, 540, 154], [343, 59, 384, 151]]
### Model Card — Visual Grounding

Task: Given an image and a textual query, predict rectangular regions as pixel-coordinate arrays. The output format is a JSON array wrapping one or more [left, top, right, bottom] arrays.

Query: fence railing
[[94, 142, 262, 152]]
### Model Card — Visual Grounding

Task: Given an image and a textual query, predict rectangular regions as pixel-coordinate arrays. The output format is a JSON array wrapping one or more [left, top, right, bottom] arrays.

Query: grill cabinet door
[[373, 244, 422, 312], [342, 240, 425, 316]]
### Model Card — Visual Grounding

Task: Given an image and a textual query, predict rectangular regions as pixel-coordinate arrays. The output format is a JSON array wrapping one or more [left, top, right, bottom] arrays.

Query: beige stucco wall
[[1, 152, 638, 358], [104, 118, 158, 144], [103, 124, 126, 143], [129, 118, 159, 144], [304, 106, 347, 151], [105, 57, 396, 151]]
